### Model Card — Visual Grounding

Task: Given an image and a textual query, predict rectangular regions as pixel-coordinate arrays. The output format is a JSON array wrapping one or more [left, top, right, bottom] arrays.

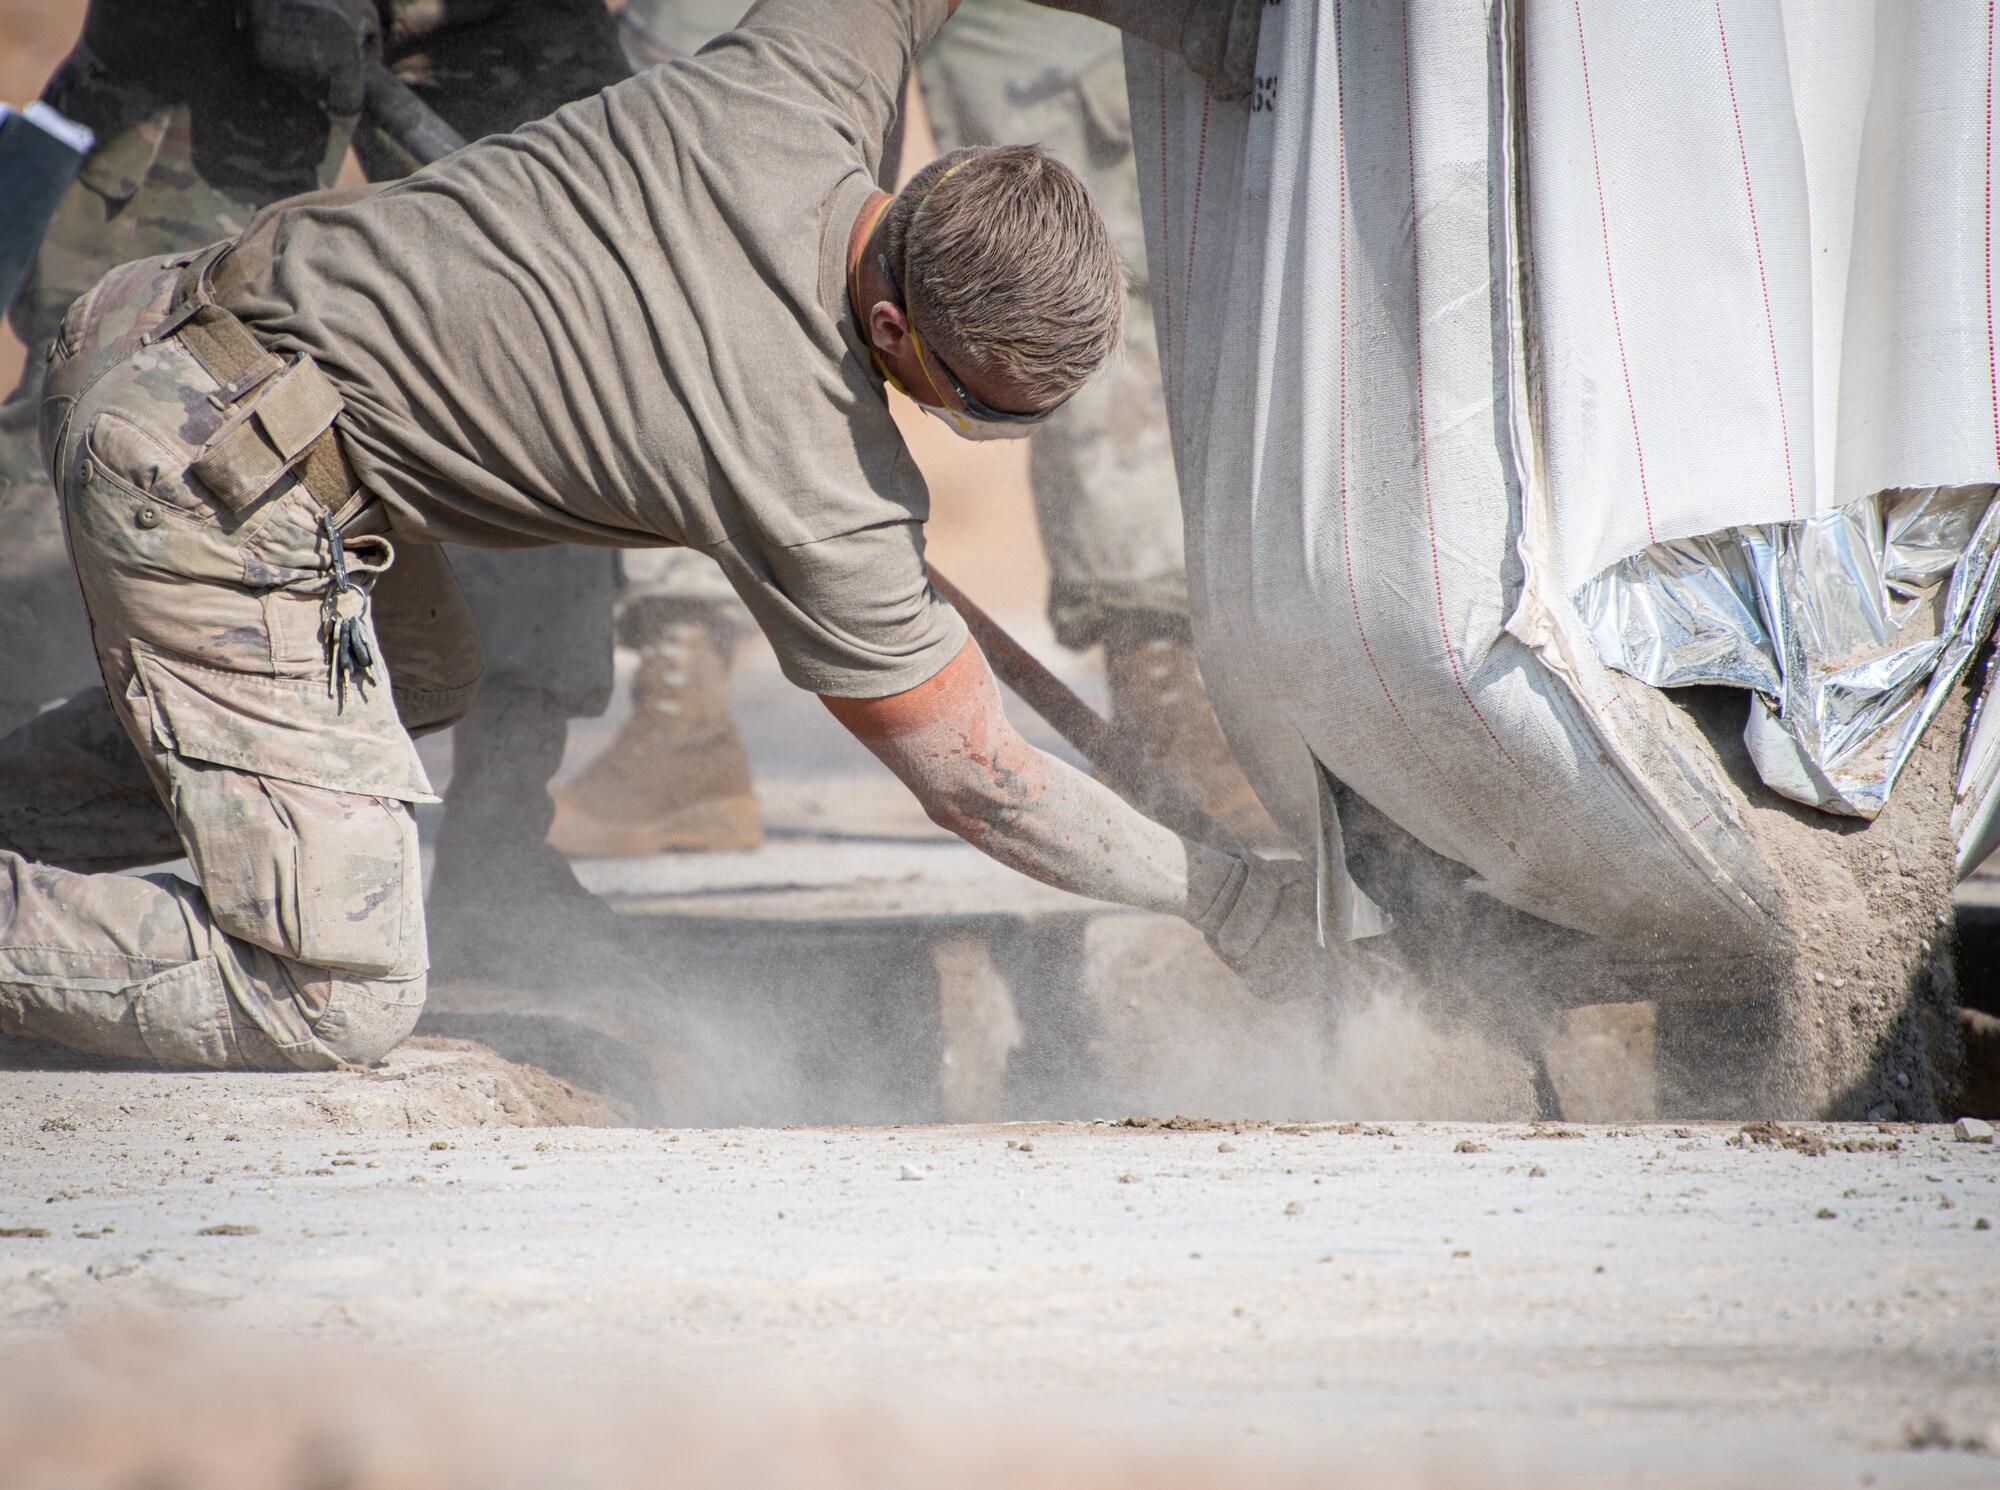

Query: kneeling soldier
[[1, 0, 1312, 1070]]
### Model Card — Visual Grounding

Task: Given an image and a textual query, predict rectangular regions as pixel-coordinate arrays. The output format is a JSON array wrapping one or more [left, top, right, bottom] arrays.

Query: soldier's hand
[[1204, 855, 1343, 1003], [244, 0, 381, 116], [1031, 1, 1261, 102], [1178, 0, 1261, 103]]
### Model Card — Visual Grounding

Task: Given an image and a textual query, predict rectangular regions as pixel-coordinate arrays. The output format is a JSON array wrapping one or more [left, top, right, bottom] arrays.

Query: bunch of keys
[[322, 511, 376, 710]]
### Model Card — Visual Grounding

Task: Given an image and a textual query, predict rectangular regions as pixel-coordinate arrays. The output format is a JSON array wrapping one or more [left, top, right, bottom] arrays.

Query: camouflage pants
[[0, 253, 481, 1069]]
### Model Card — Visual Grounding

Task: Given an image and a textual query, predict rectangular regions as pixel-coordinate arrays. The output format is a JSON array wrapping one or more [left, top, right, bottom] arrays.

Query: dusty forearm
[[921, 739, 1243, 923], [821, 641, 1244, 925], [822, 636, 1332, 992]]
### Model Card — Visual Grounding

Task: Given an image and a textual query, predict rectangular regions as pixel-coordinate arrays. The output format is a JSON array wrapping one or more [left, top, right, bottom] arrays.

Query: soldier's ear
[[867, 300, 911, 359]]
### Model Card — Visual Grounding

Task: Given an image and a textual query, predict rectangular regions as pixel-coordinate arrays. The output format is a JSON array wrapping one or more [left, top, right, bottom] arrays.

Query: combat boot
[[548, 611, 762, 856], [426, 680, 650, 989], [1102, 622, 1285, 851]]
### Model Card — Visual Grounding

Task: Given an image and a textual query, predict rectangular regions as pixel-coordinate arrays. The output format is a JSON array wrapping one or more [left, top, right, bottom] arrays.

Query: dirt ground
[[2, 1068, 1998, 1486]]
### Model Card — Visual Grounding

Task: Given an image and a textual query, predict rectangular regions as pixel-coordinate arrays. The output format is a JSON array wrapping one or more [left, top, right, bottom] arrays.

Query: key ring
[[321, 511, 382, 711]]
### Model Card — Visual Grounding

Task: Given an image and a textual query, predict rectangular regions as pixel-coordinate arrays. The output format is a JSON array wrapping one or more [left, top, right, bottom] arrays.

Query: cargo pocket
[[129, 956, 237, 1070], [130, 643, 434, 978], [88, 409, 216, 521], [75, 108, 171, 206], [132, 640, 436, 801]]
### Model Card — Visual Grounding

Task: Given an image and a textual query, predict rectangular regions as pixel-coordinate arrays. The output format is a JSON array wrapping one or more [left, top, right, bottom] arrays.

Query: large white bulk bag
[[1126, 0, 2000, 953]]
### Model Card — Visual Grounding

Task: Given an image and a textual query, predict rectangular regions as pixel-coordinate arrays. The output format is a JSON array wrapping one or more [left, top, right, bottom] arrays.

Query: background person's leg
[[0, 687, 180, 874], [917, 0, 1278, 843], [548, 551, 762, 857], [546, 0, 773, 861], [423, 545, 623, 984], [351, 0, 648, 969]]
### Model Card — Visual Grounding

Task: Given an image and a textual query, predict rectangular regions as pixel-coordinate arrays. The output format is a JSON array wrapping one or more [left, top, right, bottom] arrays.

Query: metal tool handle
[[928, 566, 1246, 858], [361, 57, 468, 165]]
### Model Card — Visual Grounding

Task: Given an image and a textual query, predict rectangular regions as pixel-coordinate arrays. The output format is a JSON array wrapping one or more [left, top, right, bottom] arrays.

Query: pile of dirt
[[0, 1035, 630, 1131], [1724, 1120, 1903, 1156], [318, 1037, 631, 1129], [1651, 680, 1972, 1121]]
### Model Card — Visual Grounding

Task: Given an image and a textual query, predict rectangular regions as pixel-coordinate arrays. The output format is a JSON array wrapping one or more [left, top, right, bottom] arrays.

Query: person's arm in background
[[822, 639, 1327, 993], [1027, 0, 1262, 100], [241, 0, 380, 116]]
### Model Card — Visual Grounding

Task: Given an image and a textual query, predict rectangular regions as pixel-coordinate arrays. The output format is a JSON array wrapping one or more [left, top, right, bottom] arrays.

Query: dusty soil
[[1644, 682, 1971, 1122], [2, 1068, 1997, 1485], [6, 1323, 1987, 1490]]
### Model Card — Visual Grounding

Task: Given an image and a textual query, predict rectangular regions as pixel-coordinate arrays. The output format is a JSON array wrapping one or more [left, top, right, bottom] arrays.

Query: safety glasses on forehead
[[877, 254, 1066, 428]]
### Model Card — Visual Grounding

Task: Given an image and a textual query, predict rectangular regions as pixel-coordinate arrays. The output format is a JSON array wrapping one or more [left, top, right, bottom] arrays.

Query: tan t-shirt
[[222, 0, 963, 697]]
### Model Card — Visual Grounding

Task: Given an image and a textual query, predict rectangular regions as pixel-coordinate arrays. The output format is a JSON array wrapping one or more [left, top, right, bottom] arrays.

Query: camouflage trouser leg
[[0, 254, 438, 1071], [918, 0, 1190, 648]]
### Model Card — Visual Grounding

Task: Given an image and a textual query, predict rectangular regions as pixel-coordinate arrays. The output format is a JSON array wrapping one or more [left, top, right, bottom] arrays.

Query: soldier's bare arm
[[820, 638, 1312, 973]]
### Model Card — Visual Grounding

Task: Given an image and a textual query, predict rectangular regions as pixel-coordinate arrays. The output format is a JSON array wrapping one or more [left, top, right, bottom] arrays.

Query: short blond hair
[[884, 145, 1124, 412]]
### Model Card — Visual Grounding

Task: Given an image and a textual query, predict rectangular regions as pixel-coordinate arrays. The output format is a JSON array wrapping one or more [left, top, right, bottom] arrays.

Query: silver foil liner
[[1577, 486, 2000, 818]]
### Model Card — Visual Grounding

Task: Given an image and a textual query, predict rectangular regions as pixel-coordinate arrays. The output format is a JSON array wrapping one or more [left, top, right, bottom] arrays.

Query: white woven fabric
[[1127, 0, 2000, 946], [1530, 0, 2000, 592]]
